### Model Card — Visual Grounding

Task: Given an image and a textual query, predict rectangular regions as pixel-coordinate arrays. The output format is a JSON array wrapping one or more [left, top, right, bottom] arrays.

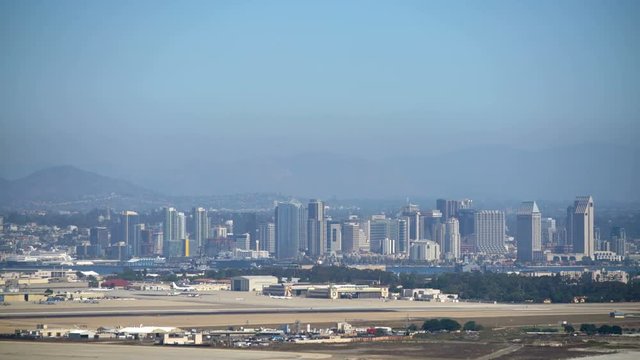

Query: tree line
[[113, 265, 640, 303], [428, 272, 640, 303]]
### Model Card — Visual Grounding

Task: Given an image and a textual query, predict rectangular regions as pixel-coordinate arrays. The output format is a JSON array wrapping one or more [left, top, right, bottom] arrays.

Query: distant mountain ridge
[[0, 165, 162, 210], [123, 143, 638, 202], [1, 143, 637, 211]]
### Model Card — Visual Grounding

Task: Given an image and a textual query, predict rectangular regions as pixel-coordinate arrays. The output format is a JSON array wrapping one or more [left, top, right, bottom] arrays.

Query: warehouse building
[[231, 275, 278, 291]]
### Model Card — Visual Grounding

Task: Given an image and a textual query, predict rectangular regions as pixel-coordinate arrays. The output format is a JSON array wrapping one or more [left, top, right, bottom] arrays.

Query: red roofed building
[[101, 279, 130, 288]]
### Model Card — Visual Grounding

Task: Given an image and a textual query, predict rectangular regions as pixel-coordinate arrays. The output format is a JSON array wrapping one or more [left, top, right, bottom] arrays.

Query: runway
[[1, 290, 638, 333], [0, 306, 394, 319]]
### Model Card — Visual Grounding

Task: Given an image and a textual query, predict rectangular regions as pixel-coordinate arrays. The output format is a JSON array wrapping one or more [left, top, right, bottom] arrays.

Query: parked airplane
[[171, 282, 197, 292]]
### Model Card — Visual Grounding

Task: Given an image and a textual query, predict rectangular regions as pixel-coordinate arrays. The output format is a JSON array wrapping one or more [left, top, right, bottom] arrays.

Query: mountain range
[[114, 143, 639, 202], [0, 143, 637, 211]]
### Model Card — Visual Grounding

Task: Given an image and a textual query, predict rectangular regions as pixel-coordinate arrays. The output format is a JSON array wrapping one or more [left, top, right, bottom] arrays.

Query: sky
[[1, 1, 639, 198]]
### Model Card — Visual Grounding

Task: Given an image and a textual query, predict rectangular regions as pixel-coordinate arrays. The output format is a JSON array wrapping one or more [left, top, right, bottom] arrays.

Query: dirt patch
[[272, 340, 507, 359], [495, 345, 612, 360]]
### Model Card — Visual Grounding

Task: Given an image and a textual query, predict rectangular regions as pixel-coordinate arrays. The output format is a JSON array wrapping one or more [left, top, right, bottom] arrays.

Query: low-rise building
[[0, 292, 47, 304], [160, 332, 203, 345], [401, 288, 458, 302], [231, 276, 278, 292], [306, 284, 388, 299]]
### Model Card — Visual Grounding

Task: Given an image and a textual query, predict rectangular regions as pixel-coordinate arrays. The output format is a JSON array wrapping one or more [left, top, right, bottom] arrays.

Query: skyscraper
[[569, 196, 595, 259], [177, 212, 186, 241], [474, 210, 506, 254], [163, 207, 177, 257], [421, 210, 442, 241], [390, 218, 409, 254], [541, 217, 557, 245], [341, 222, 361, 253], [232, 212, 258, 249], [610, 226, 626, 258], [436, 199, 472, 222], [516, 201, 542, 262], [192, 207, 209, 256], [307, 199, 326, 256], [326, 220, 342, 254], [119, 211, 139, 258], [133, 223, 145, 257], [90, 227, 110, 248], [257, 222, 276, 254], [140, 227, 163, 257], [444, 217, 461, 260], [400, 204, 420, 246], [275, 201, 305, 259], [458, 208, 476, 237], [369, 215, 389, 254]]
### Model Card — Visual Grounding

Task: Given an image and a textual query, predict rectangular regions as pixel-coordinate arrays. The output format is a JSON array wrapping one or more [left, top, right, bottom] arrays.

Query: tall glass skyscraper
[[275, 201, 305, 259], [569, 196, 595, 259], [307, 199, 326, 256], [516, 201, 542, 262]]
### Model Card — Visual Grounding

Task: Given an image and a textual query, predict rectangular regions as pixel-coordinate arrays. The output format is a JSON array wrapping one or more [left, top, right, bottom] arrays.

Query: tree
[[44, 288, 53, 296], [598, 325, 613, 334], [440, 319, 461, 331], [563, 324, 575, 333], [611, 326, 622, 335], [421, 318, 460, 332], [422, 319, 441, 332], [463, 321, 483, 331], [407, 323, 418, 332], [580, 323, 597, 335]]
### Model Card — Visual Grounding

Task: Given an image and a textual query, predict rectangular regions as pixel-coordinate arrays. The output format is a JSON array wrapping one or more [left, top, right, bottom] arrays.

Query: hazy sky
[[1, 1, 639, 195]]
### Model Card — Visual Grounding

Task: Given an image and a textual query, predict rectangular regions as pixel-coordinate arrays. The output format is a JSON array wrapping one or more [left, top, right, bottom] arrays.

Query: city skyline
[[1, 2, 638, 357]]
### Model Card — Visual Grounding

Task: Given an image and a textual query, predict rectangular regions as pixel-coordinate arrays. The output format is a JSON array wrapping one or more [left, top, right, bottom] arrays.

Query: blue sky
[[1, 1, 638, 196]]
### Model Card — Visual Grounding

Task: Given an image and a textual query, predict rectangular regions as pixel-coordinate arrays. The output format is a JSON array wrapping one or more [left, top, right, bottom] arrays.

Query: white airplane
[[269, 295, 292, 300], [171, 282, 197, 292]]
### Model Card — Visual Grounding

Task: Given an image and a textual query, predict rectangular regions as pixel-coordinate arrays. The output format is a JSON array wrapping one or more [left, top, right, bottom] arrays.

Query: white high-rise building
[[410, 240, 440, 261], [541, 217, 556, 245], [341, 222, 361, 253], [381, 238, 395, 255], [163, 207, 177, 257], [516, 201, 542, 262], [177, 212, 186, 241], [474, 210, 506, 254], [445, 218, 461, 260], [326, 221, 342, 254], [258, 222, 276, 254], [193, 207, 209, 255]]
